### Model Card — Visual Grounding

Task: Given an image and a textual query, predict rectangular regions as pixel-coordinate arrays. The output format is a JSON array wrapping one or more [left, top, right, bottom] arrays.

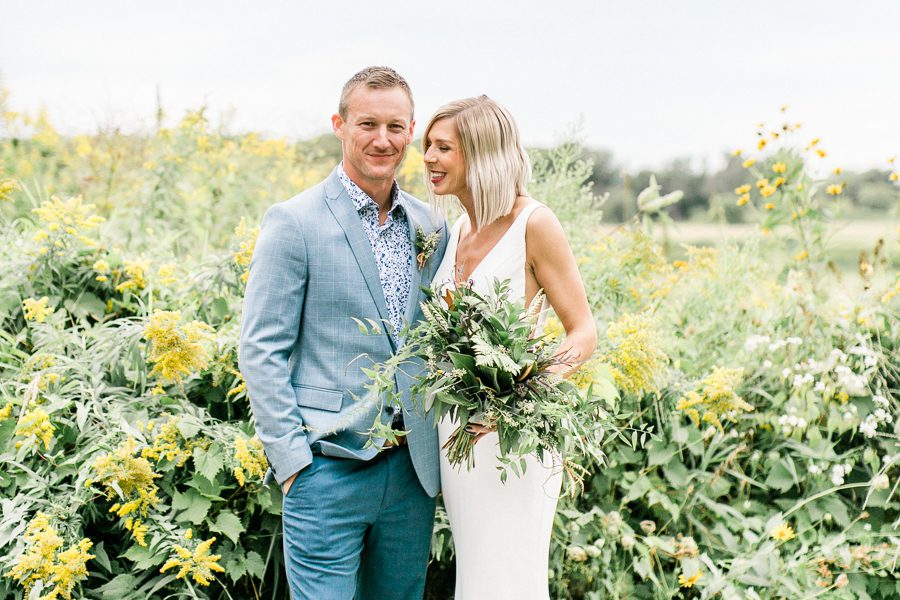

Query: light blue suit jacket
[[239, 168, 448, 497]]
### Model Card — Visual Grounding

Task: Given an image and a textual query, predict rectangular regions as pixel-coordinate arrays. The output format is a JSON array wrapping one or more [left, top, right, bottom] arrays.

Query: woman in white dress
[[422, 96, 597, 599]]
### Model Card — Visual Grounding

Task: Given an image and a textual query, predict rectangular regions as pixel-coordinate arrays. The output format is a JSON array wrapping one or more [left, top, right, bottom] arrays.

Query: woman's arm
[[526, 205, 597, 375]]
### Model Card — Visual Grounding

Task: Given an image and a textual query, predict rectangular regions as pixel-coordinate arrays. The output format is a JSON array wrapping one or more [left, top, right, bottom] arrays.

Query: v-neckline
[[452, 203, 534, 284]]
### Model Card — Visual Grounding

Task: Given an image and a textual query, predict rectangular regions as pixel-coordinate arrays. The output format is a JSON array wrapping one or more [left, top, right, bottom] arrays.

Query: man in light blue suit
[[239, 67, 448, 599]]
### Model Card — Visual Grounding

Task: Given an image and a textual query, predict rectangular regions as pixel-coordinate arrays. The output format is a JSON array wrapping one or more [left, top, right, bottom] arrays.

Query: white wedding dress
[[433, 202, 563, 599]]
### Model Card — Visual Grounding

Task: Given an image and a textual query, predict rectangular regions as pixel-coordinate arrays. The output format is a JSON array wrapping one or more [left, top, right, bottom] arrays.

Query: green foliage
[[0, 105, 898, 599]]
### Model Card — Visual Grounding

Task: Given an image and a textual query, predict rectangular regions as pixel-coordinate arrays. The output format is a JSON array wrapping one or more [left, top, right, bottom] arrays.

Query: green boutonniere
[[415, 226, 441, 270]]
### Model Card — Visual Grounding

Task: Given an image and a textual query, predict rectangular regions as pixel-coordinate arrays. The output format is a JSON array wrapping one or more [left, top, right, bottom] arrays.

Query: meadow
[[0, 103, 897, 599]]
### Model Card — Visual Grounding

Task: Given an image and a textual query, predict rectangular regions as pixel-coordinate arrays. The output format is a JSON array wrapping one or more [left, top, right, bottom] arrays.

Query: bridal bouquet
[[360, 279, 622, 493]]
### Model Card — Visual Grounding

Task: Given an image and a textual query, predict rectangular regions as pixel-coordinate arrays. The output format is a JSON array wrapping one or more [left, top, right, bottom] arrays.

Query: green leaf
[[663, 458, 689, 487], [122, 543, 166, 569], [764, 459, 796, 492], [177, 416, 202, 439], [210, 510, 244, 544], [172, 489, 212, 524], [245, 550, 266, 579], [193, 444, 224, 482], [448, 351, 476, 372], [98, 574, 140, 599]]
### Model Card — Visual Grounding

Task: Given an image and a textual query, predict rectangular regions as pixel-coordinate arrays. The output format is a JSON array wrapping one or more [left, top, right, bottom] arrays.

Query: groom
[[239, 66, 448, 599]]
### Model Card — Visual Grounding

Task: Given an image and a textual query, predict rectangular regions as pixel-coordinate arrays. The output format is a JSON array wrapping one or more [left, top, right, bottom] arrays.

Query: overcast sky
[[3, 0, 899, 171]]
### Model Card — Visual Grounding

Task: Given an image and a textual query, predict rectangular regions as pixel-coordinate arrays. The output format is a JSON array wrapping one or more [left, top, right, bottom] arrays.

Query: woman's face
[[423, 117, 467, 198]]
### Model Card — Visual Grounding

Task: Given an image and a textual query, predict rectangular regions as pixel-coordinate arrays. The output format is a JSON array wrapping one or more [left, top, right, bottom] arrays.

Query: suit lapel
[[324, 171, 395, 349], [403, 203, 424, 327]]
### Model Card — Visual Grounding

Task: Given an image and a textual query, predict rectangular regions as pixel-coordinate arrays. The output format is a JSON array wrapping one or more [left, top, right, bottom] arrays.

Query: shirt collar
[[337, 162, 405, 217]]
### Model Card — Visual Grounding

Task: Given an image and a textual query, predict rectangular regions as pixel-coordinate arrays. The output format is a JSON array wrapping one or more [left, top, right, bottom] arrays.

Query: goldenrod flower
[[115, 259, 149, 293], [0, 403, 13, 420], [734, 184, 751, 195], [602, 312, 668, 397], [233, 435, 267, 486], [678, 570, 702, 588], [771, 522, 796, 542], [826, 183, 844, 195], [676, 367, 752, 430], [742, 159, 756, 169], [0, 178, 20, 202], [4, 513, 94, 600], [15, 407, 54, 449], [157, 263, 177, 285], [143, 311, 215, 384], [159, 537, 226, 586], [23, 297, 52, 322], [141, 415, 195, 466], [90, 437, 162, 518], [31, 195, 104, 252], [233, 218, 259, 284]]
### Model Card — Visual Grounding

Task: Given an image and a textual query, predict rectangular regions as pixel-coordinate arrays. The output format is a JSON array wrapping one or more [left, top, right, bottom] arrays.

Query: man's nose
[[373, 126, 390, 147]]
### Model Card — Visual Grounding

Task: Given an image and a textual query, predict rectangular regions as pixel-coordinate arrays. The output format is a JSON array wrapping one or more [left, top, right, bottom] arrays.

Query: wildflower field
[[0, 100, 898, 599]]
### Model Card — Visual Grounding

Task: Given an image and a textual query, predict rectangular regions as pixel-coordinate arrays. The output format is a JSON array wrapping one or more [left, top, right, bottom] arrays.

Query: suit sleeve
[[239, 203, 312, 484]]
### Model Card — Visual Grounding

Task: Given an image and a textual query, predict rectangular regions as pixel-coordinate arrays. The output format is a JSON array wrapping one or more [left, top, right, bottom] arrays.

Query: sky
[[3, 0, 899, 171]]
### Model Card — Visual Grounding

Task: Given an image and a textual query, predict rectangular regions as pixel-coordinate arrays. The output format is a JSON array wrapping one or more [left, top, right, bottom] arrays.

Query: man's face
[[332, 86, 415, 189]]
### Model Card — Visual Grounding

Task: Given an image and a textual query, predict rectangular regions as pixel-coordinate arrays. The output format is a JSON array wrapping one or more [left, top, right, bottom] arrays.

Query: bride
[[422, 96, 597, 599]]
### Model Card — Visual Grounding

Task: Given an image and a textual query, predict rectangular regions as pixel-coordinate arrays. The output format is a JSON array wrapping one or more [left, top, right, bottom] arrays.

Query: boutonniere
[[415, 226, 441, 271]]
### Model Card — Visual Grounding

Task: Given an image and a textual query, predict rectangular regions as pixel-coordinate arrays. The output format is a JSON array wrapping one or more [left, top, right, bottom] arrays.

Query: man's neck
[[342, 164, 395, 211]]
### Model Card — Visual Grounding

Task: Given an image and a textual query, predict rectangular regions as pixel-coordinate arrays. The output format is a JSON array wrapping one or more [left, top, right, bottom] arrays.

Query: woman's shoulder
[[522, 199, 566, 246]]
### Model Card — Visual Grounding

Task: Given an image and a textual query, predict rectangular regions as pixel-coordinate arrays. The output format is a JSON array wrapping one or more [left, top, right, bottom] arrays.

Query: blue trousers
[[282, 446, 436, 600]]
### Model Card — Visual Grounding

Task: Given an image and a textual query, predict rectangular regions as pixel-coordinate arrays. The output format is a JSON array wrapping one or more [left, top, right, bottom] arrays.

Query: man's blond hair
[[423, 95, 531, 230], [338, 66, 414, 119]]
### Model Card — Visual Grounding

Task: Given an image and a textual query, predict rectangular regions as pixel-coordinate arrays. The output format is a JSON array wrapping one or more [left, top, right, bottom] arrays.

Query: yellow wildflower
[[826, 183, 844, 196], [757, 138, 767, 150], [157, 262, 178, 285], [0, 403, 13, 420], [678, 570, 702, 588], [889, 156, 896, 164], [794, 249, 809, 261], [890, 172, 898, 182], [742, 159, 756, 169], [773, 177, 785, 187], [809, 137, 821, 147], [48, 538, 95, 599], [15, 407, 54, 449], [233, 218, 259, 284], [734, 184, 751, 195], [124, 518, 149, 547], [755, 178, 769, 189], [833, 167, 842, 175], [732, 149, 743, 157], [31, 195, 104, 251], [542, 316, 565, 341], [602, 312, 668, 397], [0, 177, 20, 202], [760, 186, 777, 199], [676, 367, 752, 430], [817, 149, 827, 158], [772, 162, 787, 174], [93, 259, 110, 273], [159, 537, 226, 586], [90, 437, 162, 518], [143, 311, 215, 384], [736, 193, 750, 206], [233, 435, 267, 487], [23, 297, 52, 322], [771, 522, 796, 542], [141, 415, 195, 466], [115, 259, 149, 293]]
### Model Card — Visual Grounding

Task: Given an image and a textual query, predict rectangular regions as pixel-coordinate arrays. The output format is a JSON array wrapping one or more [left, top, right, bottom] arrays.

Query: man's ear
[[407, 119, 416, 145], [332, 113, 345, 140]]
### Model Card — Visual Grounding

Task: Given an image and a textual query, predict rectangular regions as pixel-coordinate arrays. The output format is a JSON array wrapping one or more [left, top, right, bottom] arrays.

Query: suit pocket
[[292, 384, 343, 412]]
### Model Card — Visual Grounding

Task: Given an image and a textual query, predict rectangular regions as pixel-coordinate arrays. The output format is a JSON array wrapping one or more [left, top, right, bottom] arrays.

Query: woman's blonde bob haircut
[[423, 95, 531, 230]]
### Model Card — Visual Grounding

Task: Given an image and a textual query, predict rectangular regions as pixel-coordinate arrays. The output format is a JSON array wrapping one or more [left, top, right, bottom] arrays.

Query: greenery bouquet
[[363, 279, 623, 493]]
